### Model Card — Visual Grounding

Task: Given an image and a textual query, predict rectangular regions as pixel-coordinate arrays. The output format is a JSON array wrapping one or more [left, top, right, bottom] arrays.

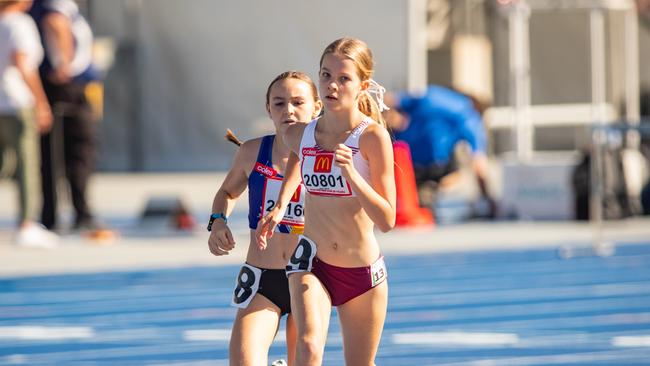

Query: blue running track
[[1, 242, 650, 365]]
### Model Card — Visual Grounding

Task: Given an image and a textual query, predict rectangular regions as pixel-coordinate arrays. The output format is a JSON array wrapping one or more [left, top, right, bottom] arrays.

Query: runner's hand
[[208, 220, 235, 256], [256, 206, 283, 250], [334, 143, 355, 179]]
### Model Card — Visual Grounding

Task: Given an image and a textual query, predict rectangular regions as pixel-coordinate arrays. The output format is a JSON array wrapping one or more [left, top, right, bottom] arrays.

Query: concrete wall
[[89, 0, 414, 171]]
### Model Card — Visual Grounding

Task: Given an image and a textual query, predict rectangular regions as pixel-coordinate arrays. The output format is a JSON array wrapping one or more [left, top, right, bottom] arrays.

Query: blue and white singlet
[[248, 135, 305, 234]]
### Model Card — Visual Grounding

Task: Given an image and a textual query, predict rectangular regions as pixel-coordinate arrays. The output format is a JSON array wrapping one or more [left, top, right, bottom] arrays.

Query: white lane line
[[612, 335, 650, 347], [432, 348, 650, 366], [183, 329, 231, 341], [1, 343, 222, 364], [392, 331, 519, 346], [183, 329, 287, 343], [0, 326, 94, 340]]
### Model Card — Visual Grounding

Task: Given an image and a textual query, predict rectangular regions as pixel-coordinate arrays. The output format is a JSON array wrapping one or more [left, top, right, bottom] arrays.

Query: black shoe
[[74, 217, 102, 231]]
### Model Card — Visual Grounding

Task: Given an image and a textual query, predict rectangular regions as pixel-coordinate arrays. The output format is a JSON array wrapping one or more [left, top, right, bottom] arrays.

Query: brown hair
[[265, 70, 319, 107], [226, 71, 319, 147], [319, 37, 386, 128], [224, 129, 243, 146]]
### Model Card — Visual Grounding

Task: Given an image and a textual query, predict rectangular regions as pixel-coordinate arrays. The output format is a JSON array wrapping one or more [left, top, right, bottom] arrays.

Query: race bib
[[370, 257, 387, 287], [231, 264, 262, 308], [286, 236, 318, 274], [261, 177, 305, 227], [301, 151, 352, 196]]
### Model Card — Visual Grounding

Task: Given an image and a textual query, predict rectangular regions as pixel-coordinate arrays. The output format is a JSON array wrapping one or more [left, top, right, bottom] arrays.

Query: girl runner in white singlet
[[257, 38, 396, 366]]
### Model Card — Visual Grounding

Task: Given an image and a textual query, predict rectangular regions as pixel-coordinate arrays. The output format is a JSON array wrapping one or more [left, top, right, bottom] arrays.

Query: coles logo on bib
[[302, 147, 319, 157], [254, 162, 277, 178]]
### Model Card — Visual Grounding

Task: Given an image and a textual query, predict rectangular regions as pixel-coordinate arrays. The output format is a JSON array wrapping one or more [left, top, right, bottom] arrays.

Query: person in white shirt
[[0, 0, 58, 248]]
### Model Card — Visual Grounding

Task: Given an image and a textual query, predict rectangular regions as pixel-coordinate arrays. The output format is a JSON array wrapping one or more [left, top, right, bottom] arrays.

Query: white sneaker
[[271, 360, 287, 366], [15, 224, 59, 249]]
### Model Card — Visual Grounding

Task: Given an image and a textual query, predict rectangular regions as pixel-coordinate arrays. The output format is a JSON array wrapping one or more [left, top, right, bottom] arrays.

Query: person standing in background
[[29, 0, 104, 233], [0, 0, 59, 248]]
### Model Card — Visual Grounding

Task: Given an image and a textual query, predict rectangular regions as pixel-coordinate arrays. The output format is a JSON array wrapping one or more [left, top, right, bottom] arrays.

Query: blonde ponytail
[[358, 93, 386, 128]]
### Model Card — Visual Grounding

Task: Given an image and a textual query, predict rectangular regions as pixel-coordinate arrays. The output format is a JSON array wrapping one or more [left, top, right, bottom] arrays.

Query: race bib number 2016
[[262, 177, 305, 226]]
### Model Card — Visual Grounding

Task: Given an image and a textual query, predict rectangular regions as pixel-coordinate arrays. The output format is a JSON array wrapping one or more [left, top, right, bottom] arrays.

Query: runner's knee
[[295, 336, 324, 365]]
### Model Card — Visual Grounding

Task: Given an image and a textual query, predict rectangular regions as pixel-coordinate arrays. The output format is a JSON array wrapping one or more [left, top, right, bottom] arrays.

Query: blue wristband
[[207, 213, 227, 231]]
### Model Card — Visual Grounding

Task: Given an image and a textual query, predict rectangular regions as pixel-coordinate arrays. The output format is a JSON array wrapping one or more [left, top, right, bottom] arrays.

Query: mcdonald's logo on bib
[[314, 154, 333, 173], [291, 185, 302, 202]]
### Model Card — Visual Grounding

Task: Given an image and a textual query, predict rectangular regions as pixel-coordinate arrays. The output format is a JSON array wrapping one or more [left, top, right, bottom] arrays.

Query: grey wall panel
[[92, 0, 410, 171]]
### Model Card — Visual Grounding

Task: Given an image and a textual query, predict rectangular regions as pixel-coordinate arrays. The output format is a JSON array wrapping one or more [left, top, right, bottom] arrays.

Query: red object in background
[[174, 210, 196, 230], [393, 141, 435, 227]]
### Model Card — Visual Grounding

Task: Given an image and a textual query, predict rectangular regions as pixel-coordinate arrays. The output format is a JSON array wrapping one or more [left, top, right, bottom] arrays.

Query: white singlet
[[299, 118, 372, 197]]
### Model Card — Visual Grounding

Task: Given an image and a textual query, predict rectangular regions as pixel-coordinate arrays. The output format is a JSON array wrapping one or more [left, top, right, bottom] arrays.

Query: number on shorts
[[286, 237, 315, 272], [233, 266, 258, 305]]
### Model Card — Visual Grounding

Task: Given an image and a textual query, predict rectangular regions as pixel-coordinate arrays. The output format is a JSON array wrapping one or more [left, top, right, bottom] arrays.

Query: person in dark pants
[[40, 82, 96, 230], [29, 0, 102, 232]]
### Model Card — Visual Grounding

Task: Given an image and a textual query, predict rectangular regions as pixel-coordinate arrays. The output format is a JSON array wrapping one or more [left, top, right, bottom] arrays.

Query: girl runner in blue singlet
[[208, 71, 321, 366]]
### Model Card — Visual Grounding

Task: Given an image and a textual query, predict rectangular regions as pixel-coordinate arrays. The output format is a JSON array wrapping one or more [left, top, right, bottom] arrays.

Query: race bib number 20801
[[301, 152, 352, 196]]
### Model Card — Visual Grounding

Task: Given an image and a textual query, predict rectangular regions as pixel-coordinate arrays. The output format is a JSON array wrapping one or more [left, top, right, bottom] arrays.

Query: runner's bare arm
[[342, 124, 396, 232], [208, 140, 258, 256]]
